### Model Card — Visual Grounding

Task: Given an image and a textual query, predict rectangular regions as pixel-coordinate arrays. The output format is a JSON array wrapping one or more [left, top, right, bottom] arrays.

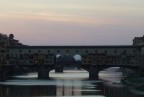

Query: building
[[133, 35, 144, 46], [133, 35, 144, 69], [0, 33, 25, 66], [0, 33, 9, 65]]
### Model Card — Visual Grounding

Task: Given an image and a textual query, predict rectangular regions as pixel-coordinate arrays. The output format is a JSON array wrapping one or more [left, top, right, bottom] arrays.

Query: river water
[[0, 67, 142, 97]]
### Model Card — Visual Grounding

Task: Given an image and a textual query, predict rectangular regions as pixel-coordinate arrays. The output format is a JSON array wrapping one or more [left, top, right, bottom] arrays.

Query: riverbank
[[122, 74, 144, 95]]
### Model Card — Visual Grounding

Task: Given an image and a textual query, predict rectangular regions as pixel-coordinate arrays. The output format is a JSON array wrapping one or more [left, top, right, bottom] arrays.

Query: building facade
[[133, 35, 144, 46], [0, 33, 9, 65], [0, 33, 25, 66]]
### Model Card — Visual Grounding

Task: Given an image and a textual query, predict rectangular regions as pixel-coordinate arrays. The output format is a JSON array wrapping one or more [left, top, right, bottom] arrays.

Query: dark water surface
[[0, 68, 143, 97]]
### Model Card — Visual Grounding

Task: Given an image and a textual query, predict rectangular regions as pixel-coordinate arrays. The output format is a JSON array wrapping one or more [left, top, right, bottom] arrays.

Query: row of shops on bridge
[[82, 53, 138, 65], [3, 51, 139, 66]]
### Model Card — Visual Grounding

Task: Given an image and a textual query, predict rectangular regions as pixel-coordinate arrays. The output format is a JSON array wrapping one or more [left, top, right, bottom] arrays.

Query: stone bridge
[[0, 45, 142, 80], [0, 63, 138, 80]]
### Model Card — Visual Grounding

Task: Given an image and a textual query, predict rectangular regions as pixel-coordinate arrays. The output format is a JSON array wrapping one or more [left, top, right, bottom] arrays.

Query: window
[[114, 50, 117, 53], [57, 50, 60, 53], [46, 55, 48, 58], [49, 57, 52, 59], [10, 61, 14, 64], [76, 50, 79, 53], [19, 50, 22, 53], [122, 57, 125, 60], [11, 54, 13, 58], [29, 50, 31, 53], [85, 50, 88, 53], [2, 45, 5, 48], [6, 54, 9, 58], [29, 55, 33, 59], [133, 50, 136, 53], [83, 56, 86, 59], [95, 50, 97, 53], [49, 54, 52, 57], [123, 50, 127, 54], [20, 54, 23, 59], [88, 60, 91, 63], [7, 50, 9, 53], [104, 50, 107, 54], [29, 61, 33, 63]]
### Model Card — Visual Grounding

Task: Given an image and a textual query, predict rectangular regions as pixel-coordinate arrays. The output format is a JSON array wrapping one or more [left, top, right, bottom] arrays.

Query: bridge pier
[[38, 65, 49, 79], [0, 68, 8, 81], [55, 65, 63, 73], [89, 65, 99, 80], [0, 71, 5, 81]]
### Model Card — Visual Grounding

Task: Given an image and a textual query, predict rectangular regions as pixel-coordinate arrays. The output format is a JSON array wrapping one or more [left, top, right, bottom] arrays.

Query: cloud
[[0, 12, 112, 26]]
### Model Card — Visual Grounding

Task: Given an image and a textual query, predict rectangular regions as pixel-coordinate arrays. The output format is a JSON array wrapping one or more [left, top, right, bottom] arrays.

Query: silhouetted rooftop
[[7, 45, 141, 49]]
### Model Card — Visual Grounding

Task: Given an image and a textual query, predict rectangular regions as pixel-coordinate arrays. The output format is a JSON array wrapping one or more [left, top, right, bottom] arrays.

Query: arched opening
[[73, 54, 82, 69], [73, 54, 82, 62], [49, 54, 88, 79], [55, 54, 63, 63]]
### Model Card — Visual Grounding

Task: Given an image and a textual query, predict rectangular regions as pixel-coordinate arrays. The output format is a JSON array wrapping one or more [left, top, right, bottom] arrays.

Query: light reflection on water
[[0, 67, 141, 97], [99, 67, 123, 84], [50, 70, 89, 80]]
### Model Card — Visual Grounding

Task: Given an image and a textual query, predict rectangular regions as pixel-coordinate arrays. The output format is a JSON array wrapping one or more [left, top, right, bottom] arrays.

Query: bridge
[[0, 63, 138, 80], [0, 45, 142, 80]]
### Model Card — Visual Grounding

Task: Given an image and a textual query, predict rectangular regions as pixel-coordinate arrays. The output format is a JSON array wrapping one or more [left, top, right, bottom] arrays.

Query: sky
[[0, 0, 144, 45]]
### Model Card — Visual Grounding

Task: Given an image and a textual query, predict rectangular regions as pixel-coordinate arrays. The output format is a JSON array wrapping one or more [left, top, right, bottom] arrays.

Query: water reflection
[[0, 80, 104, 97], [0, 68, 143, 97]]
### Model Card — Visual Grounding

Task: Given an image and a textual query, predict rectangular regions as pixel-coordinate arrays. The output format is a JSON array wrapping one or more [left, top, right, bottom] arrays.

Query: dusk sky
[[0, 0, 144, 45]]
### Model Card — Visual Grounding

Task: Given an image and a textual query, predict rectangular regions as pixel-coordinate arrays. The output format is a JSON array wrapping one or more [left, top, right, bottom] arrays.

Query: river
[[0, 67, 143, 97]]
